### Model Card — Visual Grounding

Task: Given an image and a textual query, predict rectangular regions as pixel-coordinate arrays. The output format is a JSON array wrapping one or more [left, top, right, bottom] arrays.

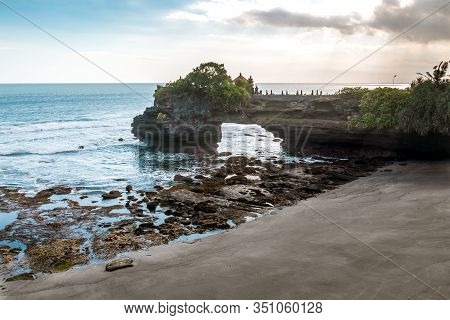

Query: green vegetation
[[400, 61, 450, 135], [336, 87, 369, 101], [156, 112, 167, 123], [346, 60, 449, 136], [154, 62, 251, 112], [348, 88, 411, 130]]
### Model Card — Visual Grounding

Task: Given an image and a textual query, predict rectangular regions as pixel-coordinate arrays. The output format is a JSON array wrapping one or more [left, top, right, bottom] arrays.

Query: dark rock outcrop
[[132, 92, 223, 153], [132, 93, 450, 157]]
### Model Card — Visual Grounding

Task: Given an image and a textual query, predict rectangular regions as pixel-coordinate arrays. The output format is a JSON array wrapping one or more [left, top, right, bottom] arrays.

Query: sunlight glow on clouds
[[167, 0, 380, 23]]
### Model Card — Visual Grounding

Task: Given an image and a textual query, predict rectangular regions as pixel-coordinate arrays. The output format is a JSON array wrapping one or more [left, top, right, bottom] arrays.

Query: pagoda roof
[[233, 73, 247, 82]]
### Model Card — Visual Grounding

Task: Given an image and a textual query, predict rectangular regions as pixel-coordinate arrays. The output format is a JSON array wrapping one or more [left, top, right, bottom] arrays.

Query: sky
[[0, 0, 449, 83]]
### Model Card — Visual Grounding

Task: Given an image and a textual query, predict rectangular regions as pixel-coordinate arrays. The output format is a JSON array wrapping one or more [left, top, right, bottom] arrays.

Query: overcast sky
[[0, 0, 449, 83]]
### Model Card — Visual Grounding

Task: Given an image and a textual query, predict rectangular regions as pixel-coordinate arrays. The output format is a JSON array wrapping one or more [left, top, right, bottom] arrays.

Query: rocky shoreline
[[0, 154, 390, 281]]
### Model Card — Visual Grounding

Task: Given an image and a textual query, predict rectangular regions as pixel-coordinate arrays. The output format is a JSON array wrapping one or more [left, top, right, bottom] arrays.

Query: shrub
[[351, 87, 411, 130], [399, 80, 450, 135], [335, 87, 369, 101], [156, 112, 167, 123]]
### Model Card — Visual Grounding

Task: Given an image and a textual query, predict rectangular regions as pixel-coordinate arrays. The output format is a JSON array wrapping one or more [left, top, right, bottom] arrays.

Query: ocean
[[0, 83, 408, 194]]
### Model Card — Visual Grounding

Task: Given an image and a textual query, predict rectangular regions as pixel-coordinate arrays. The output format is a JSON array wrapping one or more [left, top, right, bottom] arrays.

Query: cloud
[[368, 0, 450, 43], [231, 0, 450, 43], [233, 9, 363, 35]]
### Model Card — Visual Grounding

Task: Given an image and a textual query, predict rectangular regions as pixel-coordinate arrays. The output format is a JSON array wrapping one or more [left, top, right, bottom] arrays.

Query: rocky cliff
[[132, 93, 450, 157]]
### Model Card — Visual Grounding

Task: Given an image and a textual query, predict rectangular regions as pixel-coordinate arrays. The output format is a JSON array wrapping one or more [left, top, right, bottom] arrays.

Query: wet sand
[[2, 161, 450, 299]]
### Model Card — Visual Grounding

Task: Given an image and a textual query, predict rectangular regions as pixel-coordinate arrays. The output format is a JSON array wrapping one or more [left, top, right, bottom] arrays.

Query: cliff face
[[132, 92, 223, 153], [132, 94, 450, 157]]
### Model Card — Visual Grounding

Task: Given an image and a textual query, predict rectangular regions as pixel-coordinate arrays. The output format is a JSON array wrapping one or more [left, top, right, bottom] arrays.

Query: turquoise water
[[0, 83, 201, 193], [0, 211, 18, 230]]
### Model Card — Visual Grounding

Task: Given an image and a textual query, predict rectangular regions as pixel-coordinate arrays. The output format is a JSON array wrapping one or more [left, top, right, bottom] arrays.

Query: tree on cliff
[[155, 62, 250, 112]]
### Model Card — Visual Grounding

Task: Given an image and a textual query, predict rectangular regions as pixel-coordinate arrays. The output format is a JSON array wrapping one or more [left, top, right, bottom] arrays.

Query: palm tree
[[416, 60, 449, 89]]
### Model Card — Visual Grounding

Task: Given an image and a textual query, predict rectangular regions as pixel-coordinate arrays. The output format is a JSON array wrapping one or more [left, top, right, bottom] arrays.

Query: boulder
[[127, 195, 138, 202], [174, 174, 194, 184], [225, 175, 249, 185], [102, 190, 122, 200], [147, 201, 158, 212], [105, 258, 133, 272]]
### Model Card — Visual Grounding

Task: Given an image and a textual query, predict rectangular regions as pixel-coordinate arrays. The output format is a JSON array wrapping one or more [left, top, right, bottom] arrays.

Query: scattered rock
[[193, 201, 217, 213], [78, 146, 84, 149], [146, 201, 158, 212], [226, 156, 250, 167], [174, 174, 194, 184], [126, 184, 133, 192], [118, 138, 124, 142], [0, 246, 21, 264], [5, 273, 35, 282], [33, 186, 72, 204], [93, 230, 146, 258], [105, 258, 133, 272], [145, 191, 157, 198], [127, 195, 138, 202], [135, 222, 155, 235], [102, 190, 122, 200], [218, 152, 232, 157], [225, 175, 249, 185]]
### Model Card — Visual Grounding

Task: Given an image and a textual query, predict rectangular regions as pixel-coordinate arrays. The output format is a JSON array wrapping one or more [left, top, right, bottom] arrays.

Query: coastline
[[3, 160, 449, 299], [0, 154, 387, 278]]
